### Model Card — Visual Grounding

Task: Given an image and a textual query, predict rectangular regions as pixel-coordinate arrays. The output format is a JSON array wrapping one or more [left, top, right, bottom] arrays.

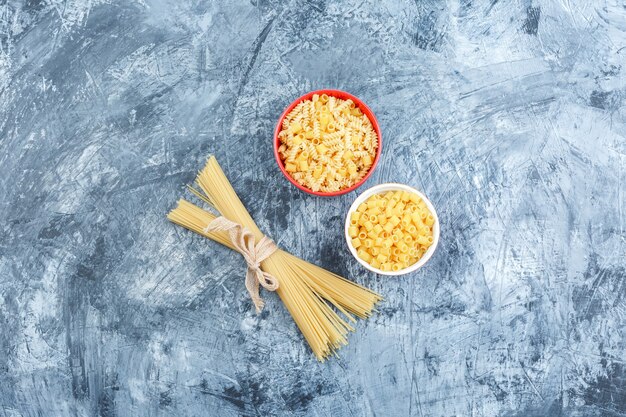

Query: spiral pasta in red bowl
[[273, 89, 382, 197]]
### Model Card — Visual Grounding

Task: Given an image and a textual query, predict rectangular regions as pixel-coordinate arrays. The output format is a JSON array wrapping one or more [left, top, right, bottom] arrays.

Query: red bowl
[[273, 89, 382, 197]]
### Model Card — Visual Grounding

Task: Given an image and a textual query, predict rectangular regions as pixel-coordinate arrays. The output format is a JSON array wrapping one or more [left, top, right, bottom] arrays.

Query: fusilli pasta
[[278, 94, 378, 193]]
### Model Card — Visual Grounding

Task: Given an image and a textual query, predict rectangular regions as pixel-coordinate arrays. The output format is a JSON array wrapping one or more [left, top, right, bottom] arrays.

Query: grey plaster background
[[1, 0, 625, 416]]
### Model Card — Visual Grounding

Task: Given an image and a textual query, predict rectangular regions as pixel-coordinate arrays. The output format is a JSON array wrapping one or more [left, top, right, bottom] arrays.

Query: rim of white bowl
[[344, 183, 440, 276]]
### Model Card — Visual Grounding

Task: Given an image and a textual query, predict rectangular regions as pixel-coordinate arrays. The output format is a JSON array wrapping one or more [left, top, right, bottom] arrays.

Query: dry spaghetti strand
[[167, 156, 382, 361]]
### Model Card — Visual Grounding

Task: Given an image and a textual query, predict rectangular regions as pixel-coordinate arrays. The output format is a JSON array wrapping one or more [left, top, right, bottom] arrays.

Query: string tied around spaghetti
[[204, 216, 279, 313]]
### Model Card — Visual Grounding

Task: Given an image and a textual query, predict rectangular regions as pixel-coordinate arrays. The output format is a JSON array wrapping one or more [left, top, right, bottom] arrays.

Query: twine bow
[[204, 217, 279, 313]]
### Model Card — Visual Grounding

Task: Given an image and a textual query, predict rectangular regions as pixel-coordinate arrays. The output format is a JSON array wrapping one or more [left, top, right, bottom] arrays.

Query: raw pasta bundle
[[277, 94, 378, 193], [168, 156, 382, 361]]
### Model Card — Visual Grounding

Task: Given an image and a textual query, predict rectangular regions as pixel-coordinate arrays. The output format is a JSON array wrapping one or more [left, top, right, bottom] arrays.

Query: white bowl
[[344, 183, 440, 276]]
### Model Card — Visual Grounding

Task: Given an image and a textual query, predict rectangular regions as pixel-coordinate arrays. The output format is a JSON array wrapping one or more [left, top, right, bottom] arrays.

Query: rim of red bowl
[[273, 89, 382, 197]]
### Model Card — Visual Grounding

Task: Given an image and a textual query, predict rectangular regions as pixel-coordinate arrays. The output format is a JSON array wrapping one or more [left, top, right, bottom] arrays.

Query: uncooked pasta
[[167, 156, 382, 361], [277, 94, 378, 193], [348, 190, 436, 272]]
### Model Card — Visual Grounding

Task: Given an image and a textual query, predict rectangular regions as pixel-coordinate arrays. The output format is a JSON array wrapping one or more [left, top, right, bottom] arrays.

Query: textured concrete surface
[[1, 0, 625, 416]]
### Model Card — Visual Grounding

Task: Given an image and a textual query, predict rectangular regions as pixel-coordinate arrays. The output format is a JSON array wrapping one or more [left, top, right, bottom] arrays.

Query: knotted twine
[[204, 216, 279, 313]]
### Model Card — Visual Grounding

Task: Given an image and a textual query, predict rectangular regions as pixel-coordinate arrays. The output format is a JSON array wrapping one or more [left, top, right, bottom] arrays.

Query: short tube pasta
[[349, 190, 436, 272]]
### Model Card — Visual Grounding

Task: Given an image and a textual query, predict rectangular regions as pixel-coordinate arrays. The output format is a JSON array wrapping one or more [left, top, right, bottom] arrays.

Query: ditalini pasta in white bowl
[[345, 183, 440, 276]]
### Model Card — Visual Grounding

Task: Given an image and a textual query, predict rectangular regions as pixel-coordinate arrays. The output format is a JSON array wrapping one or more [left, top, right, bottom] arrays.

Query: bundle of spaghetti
[[167, 156, 382, 361]]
